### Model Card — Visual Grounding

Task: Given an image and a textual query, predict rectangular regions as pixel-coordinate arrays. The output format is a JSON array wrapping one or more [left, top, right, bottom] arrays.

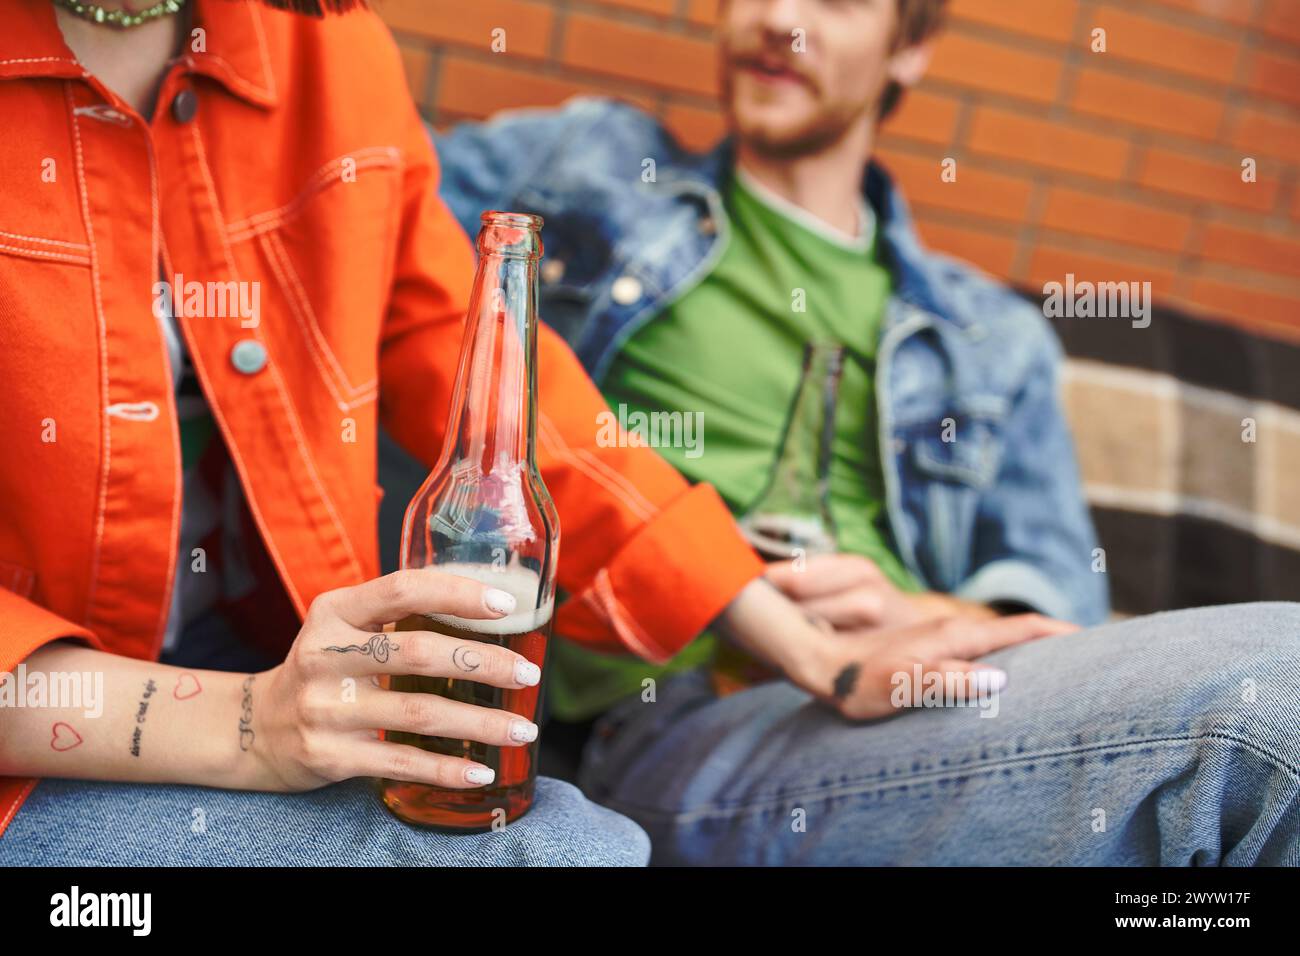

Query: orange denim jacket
[[0, 0, 762, 836]]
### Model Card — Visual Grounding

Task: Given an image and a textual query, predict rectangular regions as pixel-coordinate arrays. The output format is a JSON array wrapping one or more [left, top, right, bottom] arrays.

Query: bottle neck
[[444, 252, 540, 476]]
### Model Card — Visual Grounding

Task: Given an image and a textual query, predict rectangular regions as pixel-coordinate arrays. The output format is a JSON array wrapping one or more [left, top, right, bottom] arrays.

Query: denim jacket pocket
[[908, 419, 1002, 589]]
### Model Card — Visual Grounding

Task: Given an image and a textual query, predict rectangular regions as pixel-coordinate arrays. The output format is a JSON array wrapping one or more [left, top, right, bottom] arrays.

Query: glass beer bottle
[[713, 341, 844, 695], [378, 211, 559, 830]]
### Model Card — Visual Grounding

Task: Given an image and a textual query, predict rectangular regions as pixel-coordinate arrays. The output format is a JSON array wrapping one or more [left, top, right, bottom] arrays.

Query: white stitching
[[0, 243, 90, 265], [537, 414, 657, 523], [0, 230, 89, 251], [225, 148, 402, 240], [106, 401, 160, 421], [265, 230, 377, 397], [66, 84, 112, 629], [189, 121, 365, 588]]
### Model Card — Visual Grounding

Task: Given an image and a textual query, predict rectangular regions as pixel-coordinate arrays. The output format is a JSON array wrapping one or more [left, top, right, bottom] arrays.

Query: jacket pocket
[[907, 417, 1003, 589]]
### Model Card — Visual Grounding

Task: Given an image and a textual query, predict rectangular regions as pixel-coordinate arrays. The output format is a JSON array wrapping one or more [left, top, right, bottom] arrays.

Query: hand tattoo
[[323, 633, 400, 664], [238, 675, 256, 752], [832, 663, 860, 701], [129, 678, 158, 757]]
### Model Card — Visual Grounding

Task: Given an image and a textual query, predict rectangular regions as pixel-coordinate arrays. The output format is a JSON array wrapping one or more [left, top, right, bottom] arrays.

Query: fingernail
[[465, 766, 495, 785], [514, 660, 541, 686], [483, 588, 516, 616], [509, 719, 538, 743], [974, 669, 1008, 694]]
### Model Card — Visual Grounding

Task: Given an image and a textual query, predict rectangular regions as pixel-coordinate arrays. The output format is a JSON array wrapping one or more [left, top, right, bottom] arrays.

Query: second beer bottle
[[378, 211, 560, 831]]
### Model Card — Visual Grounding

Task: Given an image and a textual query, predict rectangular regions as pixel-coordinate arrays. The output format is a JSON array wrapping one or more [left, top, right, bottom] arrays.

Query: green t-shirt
[[548, 169, 918, 721]]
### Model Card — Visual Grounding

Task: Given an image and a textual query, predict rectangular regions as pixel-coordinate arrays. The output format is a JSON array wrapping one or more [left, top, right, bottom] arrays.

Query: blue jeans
[[0, 609, 650, 867], [577, 603, 1300, 865], [0, 777, 649, 866]]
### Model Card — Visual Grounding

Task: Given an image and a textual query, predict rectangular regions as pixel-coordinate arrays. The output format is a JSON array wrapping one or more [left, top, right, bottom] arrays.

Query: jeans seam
[[605, 729, 1299, 825]]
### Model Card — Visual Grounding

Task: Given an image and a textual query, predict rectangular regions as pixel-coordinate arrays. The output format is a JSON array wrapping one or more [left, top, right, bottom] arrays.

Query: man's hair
[[879, 0, 949, 121]]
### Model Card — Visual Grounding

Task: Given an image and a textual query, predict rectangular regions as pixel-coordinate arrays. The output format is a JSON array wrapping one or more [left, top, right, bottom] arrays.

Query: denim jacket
[[433, 97, 1109, 626]]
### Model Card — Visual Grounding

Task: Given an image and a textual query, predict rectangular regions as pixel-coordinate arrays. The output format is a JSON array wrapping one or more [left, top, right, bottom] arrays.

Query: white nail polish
[[483, 588, 517, 615], [509, 720, 538, 743], [515, 660, 541, 686], [975, 669, 1008, 694], [465, 766, 495, 785]]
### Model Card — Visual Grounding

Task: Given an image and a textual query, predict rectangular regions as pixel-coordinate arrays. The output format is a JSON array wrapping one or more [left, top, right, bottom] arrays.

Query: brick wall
[[377, 0, 1300, 342]]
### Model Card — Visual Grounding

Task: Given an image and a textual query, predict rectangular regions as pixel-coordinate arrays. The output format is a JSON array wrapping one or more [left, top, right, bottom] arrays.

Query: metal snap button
[[230, 339, 267, 375], [610, 275, 643, 305], [171, 89, 198, 123], [541, 258, 566, 285]]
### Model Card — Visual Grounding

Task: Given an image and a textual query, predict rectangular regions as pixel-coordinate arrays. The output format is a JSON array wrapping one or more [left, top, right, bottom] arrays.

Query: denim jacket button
[[611, 275, 642, 305], [541, 258, 565, 285], [230, 339, 267, 375]]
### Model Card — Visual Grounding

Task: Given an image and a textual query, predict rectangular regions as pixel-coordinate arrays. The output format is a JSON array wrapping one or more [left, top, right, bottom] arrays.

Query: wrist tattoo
[[831, 663, 860, 701], [324, 633, 400, 664], [238, 675, 256, 752], [173, 672, 202, 700], [129, 678, 158, 757]]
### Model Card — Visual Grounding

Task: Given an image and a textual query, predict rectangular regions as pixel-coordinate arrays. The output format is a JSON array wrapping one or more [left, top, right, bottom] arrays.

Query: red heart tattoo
[[174, 673, 203, 700], [50, 722, 83, 752]]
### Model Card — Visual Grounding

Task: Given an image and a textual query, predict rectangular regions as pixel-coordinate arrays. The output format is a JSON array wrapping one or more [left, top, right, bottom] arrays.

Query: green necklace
[[53, 0, 188, 29]]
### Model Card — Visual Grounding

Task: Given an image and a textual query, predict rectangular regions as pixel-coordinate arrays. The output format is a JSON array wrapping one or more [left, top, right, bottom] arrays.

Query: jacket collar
[[0, 0, 278, 109], [671, 136, 954, 327]]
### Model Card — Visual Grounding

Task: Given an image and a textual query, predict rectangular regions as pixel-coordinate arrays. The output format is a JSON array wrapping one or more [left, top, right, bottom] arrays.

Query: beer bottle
[[713, 341, 843, 694], [379, 211, 560, 830]]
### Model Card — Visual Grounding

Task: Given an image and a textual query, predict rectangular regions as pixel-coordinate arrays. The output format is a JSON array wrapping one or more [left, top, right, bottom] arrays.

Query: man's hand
[[766, 552, 997, 632], [794, 613, 1078, 720]]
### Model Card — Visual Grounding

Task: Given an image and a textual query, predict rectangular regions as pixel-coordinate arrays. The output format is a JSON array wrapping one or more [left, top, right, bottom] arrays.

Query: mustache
[[726, 45, 818, 89]]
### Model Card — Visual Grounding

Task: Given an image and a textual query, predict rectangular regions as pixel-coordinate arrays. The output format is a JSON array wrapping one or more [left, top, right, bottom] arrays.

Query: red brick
[[1261, 0, 1300, 44], [876, 148, 1035, 226], [881, 90, 961, 147], [560, 13, 719, 96], [685, 0, 720, 27], [378, 0, 554, 60], [1198, 223, 1300, 280], [1135, 147, 1280, 214], [966, 107, 1130, 181], [949, 0, 1078, 43], [397, 43, 432, 107], [1185, 278, 1300, 340], [1086, 7, 1240, 85], [1245, 50, 1300, 109], [1026, 243, 1178, 298], [1228, 106, 1300, 161], [436, 56, 654, 119], [913, 217, 1019, 278], [663, 103, 727, 152], [1039, 187, 1193, 255], [926, 33, 1062, 106], [1147, 0, 1255, 28], [587, 0, 677, 17], [1070, 68, 1225, 140]]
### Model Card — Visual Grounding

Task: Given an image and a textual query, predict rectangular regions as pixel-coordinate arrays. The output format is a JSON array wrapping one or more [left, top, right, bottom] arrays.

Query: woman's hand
[[243, 569, 541, 793]]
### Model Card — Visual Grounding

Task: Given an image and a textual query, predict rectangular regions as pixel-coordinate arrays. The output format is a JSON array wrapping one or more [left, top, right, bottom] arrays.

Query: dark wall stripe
[[1014, 289, 1300, 414], [1092, 505, 1300, 617]]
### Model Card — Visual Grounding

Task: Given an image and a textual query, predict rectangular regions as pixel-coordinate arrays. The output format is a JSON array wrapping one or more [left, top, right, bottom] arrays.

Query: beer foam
[[419, 563, 554, 635]]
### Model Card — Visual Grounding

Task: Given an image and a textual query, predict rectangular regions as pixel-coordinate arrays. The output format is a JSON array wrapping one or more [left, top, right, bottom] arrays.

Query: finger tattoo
[[324, 633, 400, 664], [450, 645, 482, 673]]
